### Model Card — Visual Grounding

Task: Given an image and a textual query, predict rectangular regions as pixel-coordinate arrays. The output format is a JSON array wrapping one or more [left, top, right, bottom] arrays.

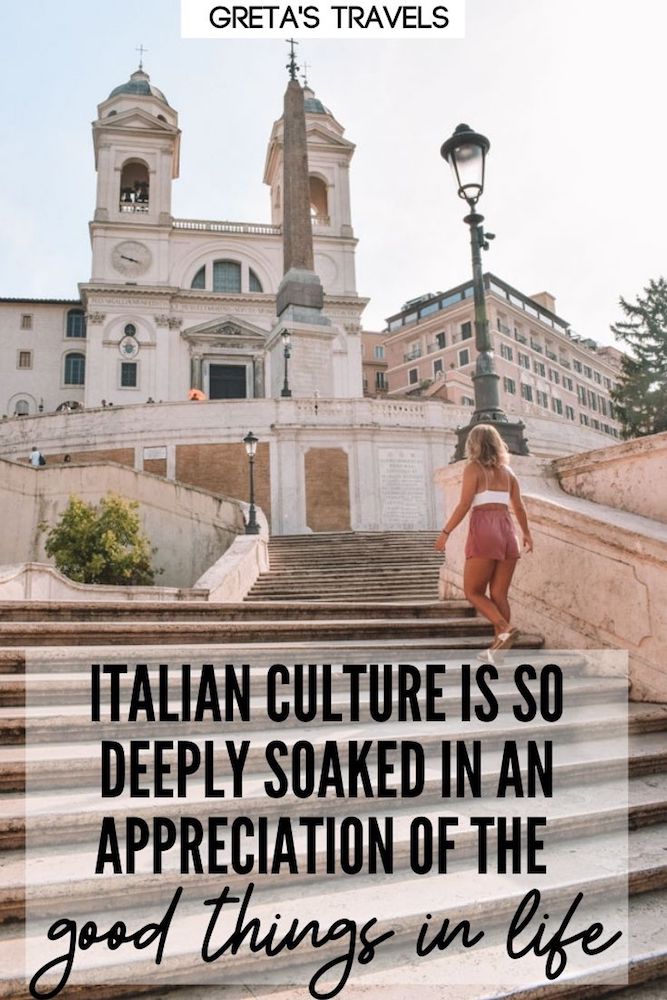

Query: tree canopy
[[611, 277, 667, 438], [42, 493, 159, 586]]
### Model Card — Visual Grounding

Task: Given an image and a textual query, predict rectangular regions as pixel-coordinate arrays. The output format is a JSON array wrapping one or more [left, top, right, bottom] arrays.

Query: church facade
[[0, 67, 363, 417]]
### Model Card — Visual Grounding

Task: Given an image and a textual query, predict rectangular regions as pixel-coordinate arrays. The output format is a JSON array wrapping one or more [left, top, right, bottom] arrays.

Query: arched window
[[66, 309, 86, 339], [119, 160, 149, 212], [249, 269, 263, 293], [191, 266, 206, 289], [213, 260, 241, 293], [64, 352, 85, 386], [14, 400, 29, 416], [309, 176, 328, 223]]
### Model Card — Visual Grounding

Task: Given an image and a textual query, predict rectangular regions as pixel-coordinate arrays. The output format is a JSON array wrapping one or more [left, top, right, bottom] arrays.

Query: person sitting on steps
[[434, 423, 533, 657]]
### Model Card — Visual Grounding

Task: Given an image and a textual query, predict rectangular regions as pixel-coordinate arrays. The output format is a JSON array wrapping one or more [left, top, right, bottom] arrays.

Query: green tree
[[42, 494, 159, 585], [611, 277, 667, 438]]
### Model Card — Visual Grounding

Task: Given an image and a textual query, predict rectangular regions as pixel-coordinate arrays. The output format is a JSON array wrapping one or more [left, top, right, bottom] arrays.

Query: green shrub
[[42, 493, 159, 585]]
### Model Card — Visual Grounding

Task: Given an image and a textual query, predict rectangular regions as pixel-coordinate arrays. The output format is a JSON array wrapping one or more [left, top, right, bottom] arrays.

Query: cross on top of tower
[[136, 44, 148, 71], [286, 38, 299, 80], [301, 61, 310, 86]]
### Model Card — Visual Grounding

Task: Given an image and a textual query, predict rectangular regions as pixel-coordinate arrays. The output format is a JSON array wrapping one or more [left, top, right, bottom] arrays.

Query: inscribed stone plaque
[[378, 447, 428, 529]]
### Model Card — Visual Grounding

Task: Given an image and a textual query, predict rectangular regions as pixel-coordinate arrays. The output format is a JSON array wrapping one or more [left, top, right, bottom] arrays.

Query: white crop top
[[471, 465, 512, 508]]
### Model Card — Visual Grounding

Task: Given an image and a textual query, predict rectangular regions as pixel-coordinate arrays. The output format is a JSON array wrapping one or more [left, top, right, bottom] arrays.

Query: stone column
[[276, 80, 325, 320], [253, 356, 265, 398], [282, 80, 314, 274], [190, 354, 203, 391]]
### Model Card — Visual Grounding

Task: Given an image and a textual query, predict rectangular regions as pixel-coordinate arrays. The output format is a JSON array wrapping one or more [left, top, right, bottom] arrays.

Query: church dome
[[303, 87, 330, 116], [108, 69, 169, 105]]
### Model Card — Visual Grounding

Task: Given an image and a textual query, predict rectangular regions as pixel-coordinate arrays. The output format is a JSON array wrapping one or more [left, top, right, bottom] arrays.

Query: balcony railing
[[546, 350, 558, 361], [514, 332, 528, 345], [531, 341, 544, 353], [173, 218, 282, 236], [403, 348, 423, 362], [498, 323, 511, 335], [120, 202, 149, 214]]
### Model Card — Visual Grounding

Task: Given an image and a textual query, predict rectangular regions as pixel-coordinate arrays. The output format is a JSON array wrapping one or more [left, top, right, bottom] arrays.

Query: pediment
[[182, 314, 269, 345], [94, 108, 178, 134], [305, 123, 355, 150]]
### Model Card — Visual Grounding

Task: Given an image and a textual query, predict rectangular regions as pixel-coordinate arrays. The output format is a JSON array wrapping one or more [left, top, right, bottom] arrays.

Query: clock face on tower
[[111, 241, 152, 277]]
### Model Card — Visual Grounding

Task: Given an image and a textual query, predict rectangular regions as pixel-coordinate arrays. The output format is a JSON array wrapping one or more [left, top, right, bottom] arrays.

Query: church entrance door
[[209, 364, 247, 399]]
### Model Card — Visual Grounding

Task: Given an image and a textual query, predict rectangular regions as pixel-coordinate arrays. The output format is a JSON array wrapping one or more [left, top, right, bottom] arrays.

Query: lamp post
[[243, 431, 260, 535], [440, 123, 529, 460], [281, 329, 292, 398]]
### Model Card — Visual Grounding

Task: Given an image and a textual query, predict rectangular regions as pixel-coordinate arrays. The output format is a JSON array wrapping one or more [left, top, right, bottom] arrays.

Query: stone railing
[[0, 458, 245, 589], [194, 504, 269, 602], [0, 563, 207, 602], [291, 397, 447, 428], [173, 218, 281, 236], [0, 397, 620, 464], [555, 431, 667, 524]]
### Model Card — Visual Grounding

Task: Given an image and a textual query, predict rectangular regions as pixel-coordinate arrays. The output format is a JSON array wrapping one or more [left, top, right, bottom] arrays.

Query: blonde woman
[[434, 424, 533, 653]]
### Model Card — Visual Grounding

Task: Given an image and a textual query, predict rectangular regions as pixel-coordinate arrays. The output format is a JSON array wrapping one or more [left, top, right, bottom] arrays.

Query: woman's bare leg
[[463, 558, 509, 631], [489, 558, 519, 634]]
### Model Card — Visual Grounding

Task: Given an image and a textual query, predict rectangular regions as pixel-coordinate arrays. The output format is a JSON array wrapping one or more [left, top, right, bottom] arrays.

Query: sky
[[1, 0, 665, 343]]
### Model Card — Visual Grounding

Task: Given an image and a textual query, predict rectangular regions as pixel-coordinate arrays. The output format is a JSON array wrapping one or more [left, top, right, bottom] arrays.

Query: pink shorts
[[465, 508, 521, 561]]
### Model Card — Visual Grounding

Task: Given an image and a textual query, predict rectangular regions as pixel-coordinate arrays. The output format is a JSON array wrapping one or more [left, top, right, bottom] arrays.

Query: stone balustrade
[[172, 218, 281, 236], [555, 431, 667, 524]]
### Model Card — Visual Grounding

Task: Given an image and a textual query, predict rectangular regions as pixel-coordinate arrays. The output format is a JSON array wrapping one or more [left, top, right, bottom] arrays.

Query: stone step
[[0, 641, 581, 685], [5, 651, 597, 746], [2, 792, 664, 924], [250, 567, 442, 579], [0, 600, 470, 623], [0, 617, 506, 647], [247, 588, 442, 598], [0, 665, 625, 712], [246, 581, 441, 592], [246, 581, 439, 590], [3, 835, 662, 996], [0, 678, 639, 783], [3, 728, 664, 850], [271, 528, 438, 546]]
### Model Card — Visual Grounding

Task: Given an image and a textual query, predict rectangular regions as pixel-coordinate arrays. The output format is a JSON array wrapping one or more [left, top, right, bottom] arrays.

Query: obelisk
[[275, 44, 326, 322]]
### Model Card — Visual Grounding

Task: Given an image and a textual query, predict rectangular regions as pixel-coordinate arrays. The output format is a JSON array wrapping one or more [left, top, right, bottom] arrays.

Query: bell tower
[[264, 84, 356, 241], [89, 64, 180, 284]]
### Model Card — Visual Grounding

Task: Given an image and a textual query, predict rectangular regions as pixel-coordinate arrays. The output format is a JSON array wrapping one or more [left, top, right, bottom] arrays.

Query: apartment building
[[361, 331, 389, 397], [382, 273, 624, 438]]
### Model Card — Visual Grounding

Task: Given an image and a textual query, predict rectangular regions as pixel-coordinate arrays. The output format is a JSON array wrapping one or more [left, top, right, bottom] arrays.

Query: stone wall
[[0, 398, 619, 535], [435, 456, 667, 703], [555, 431, 667, 524], [175, 441, 271, 518], [305, 447, 351, 532], [0, 458, 245, 587]]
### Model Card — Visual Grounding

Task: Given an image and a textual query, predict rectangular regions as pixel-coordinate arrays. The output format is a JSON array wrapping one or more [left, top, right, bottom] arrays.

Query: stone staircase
[[246, 531, 444, 602], [0, 530, 665, 998]]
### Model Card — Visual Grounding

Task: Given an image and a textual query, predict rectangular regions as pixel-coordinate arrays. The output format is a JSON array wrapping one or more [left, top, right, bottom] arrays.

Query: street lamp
[[281, 329, 292, 398], [440, 123, 529, 459], [243, 431, 260, 535]]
